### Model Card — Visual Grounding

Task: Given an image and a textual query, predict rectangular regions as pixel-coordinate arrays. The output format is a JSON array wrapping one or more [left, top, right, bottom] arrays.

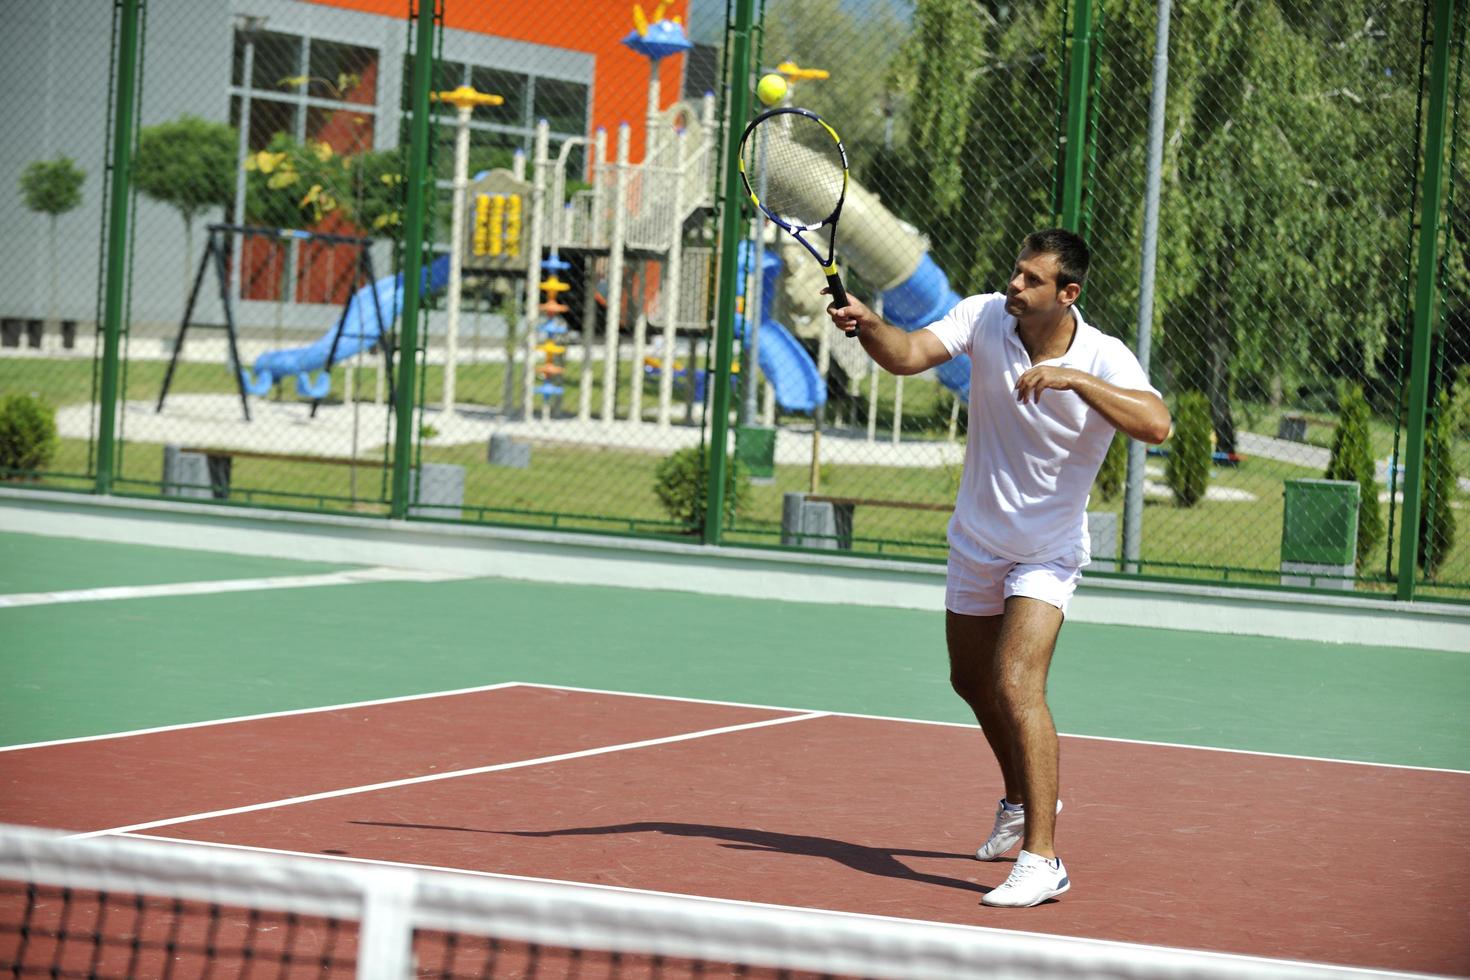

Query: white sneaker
[[974, 798, 1063, 861], [981, 850, 1070, 907]]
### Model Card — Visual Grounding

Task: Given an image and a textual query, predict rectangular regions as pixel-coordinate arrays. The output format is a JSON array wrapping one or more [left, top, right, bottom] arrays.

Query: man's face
[[1004, 249, 1077, 320]]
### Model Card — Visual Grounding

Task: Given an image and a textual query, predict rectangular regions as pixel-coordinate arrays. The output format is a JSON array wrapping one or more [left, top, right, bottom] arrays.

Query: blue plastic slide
[[241, 255, 451, 400], [877, 252, 971, 401], [734, 242, 824, 413]]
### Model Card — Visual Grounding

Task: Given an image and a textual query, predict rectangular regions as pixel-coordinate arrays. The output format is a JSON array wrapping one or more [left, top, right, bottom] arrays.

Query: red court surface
[[3, 684, 1468, 976]]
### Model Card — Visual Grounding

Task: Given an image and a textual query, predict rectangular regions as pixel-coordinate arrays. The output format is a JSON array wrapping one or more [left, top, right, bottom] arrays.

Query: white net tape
[[0, 824, 1405, 979]]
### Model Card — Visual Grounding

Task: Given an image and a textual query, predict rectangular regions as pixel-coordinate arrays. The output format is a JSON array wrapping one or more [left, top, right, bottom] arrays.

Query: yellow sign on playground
[[473, 193, 523, 260], [463, 169, 532, 272]]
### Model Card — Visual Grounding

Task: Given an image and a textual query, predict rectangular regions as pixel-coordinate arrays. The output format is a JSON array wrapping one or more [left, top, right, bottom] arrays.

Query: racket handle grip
[[825, 272, 858, 337]]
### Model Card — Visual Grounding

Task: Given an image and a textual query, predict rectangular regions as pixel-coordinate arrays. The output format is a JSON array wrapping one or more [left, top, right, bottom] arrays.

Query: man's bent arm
[[1068, 373, 1171, 444], [1014, 366, 1171, 444]]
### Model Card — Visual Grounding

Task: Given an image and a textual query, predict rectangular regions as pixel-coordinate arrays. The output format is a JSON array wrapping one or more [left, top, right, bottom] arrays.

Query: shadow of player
[[351, 819, 991, 895]]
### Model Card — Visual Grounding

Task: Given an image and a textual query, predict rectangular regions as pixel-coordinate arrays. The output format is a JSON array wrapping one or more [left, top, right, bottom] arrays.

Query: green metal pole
[[1059, 0, 1094, 232], [703, 0, 757, 546], [1397, 0, 1457, 600], [390, 2, 436, 519], [95, 0, 143, 495]]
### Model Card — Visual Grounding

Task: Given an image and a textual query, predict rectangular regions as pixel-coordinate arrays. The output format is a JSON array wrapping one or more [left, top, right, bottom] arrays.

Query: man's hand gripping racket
[[738, 106, 858, 337]]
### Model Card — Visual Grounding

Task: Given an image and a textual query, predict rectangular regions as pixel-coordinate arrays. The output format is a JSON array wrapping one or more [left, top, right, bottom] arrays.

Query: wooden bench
[[806, 495, 953, 513], [794, 495, 1121, 567], [783, 493, 953, 550]]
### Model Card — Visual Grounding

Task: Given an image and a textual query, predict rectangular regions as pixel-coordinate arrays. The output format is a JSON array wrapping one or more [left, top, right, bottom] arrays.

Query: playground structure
[[198, 5, 977, 454], [448, 4, 718, 430], [532, 272, 571, 418], [155, 224, 405, 422]]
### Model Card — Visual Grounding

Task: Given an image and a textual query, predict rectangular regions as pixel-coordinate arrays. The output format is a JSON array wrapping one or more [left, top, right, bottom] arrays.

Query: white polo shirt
[[925, 293, 1157, 566]]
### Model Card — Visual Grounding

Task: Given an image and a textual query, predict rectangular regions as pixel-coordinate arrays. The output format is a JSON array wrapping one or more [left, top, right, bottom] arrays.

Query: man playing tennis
[[826, 229, 1170, 908]]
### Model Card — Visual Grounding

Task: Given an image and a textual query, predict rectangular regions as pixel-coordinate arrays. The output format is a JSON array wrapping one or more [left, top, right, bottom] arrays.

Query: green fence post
[[1397, 0, 1458, 600], [1059, 0, 1094, 232], [703, 0, 757, 546], [390, 1, 437, 520], [95, 0, 144, 495]]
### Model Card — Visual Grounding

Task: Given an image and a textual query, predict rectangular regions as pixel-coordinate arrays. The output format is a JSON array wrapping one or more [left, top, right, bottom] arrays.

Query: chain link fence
[[718, 0, 1070, 559], [1083, 0, 1468, 596], [0, 0, 1464, 601], [0, 2, 120, 491], [397, 1, 729, 534], [722, 0, 1470, 599]]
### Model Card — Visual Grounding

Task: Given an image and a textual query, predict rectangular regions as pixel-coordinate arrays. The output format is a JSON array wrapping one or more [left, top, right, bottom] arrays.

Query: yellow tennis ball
[[756, 73, 787, 106]]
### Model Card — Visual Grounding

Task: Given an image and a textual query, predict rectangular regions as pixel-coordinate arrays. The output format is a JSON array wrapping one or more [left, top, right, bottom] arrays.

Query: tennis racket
[[737, 106, 856, 337]]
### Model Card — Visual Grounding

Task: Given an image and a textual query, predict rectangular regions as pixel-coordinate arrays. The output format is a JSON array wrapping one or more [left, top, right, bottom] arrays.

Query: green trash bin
[[735, 425, 776, 482], [1280, 479, 1359, 589]]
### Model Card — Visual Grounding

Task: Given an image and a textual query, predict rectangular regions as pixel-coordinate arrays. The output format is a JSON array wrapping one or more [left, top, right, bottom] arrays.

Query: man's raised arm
[[826, 292, 951, 377]]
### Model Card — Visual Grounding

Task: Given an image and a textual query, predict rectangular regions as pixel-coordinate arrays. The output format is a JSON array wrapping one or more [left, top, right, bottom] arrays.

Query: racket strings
[[745, 117, 846, 228]]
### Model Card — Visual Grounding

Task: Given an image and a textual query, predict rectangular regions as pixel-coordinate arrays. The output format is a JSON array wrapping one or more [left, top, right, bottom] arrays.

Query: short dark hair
[[1022, 228, 1090, 289]]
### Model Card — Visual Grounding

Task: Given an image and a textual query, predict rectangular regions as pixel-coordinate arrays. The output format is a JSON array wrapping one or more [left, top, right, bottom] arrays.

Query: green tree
[[759, 0, 905, 176], [1075, 0, 1421, 439], [1418, 392, 1459, 579], [245, 135, 409, 238], [1324, 384, 1383, 570], [1166, 391, 1212, 508], [18, 157, 86, 326], [351, 147, 406, 238], [244, 133, 353, 229], [880, 1, 1057, 290], [1094, 432, 1126, 501], [134, 116, 238, 305]]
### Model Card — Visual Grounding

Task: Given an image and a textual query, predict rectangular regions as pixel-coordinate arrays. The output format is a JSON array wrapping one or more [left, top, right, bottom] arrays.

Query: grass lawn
[[4, 354, 1466, 598]]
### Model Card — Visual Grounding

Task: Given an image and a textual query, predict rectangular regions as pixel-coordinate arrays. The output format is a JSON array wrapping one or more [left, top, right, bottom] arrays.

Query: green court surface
[[3, 534, 1467, 771]]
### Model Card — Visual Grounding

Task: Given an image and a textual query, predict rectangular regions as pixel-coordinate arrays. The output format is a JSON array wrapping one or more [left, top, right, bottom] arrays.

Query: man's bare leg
[[991, 596, 1064, 857], [945, 611, 1020, 801]]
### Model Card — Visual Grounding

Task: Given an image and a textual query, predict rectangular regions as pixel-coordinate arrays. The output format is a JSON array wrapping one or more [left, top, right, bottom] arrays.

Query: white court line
[[0, 681, 525, 754], [7, 678, 1466, 777], [118, 834, 1429, 980], [70, 711, 826, 840], [0, 565, 469, 609], [510, 682, 1470, 777]]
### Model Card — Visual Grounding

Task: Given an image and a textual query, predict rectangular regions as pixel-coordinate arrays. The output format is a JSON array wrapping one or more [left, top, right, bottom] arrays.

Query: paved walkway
[[58, 395, 966, 468], [1235, 430, 1330, 469]]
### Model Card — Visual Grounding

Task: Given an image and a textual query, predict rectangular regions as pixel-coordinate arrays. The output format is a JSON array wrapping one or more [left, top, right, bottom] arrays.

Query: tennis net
[[0, 822, 1374, 979]]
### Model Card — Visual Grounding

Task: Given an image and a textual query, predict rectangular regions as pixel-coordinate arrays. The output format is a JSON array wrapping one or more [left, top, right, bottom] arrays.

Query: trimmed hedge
[[1166, 391, 1211, 508], [1324, 385, 1383, 569]]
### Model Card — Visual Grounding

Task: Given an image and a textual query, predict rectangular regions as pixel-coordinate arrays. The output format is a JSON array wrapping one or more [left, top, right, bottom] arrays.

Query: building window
[[230, 26, 381, 304], [532, 78, 589, 137], [403, 58, 590, 163], [231, 29, 380, 157]]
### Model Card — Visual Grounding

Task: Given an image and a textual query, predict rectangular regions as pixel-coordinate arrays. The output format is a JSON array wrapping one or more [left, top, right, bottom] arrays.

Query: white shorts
[[945, 545, 1083, 618]]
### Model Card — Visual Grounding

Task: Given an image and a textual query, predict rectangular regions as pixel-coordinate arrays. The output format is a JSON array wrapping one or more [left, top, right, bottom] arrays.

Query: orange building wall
[[302, 0, 689, 161]]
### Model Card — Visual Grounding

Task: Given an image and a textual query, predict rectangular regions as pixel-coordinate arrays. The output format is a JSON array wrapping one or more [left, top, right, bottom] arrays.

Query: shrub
[[1165, 391, 1211, 508], [1418, 392, 1459, 578], [653, 446, 747, 531], [1094, 432, 1126, 501], [0, 394, 59, 476], [1323, 385, 1384, 570]]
